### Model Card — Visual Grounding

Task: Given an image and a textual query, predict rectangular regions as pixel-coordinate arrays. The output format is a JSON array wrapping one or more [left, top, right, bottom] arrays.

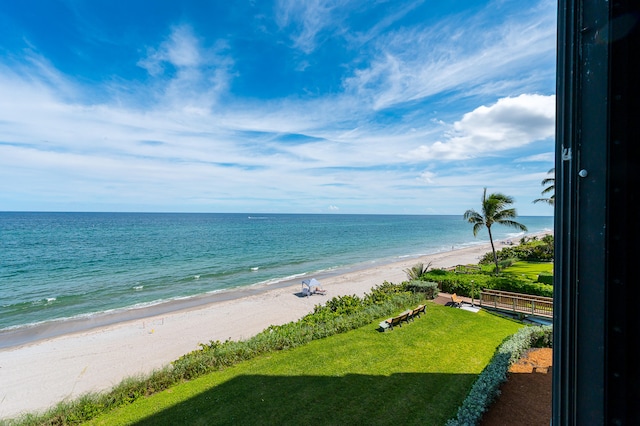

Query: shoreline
[[0, 232, 551, 420], [0, 239, 501, 350]]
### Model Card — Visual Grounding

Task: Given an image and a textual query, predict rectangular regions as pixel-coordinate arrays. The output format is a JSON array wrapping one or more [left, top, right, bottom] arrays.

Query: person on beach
[[311, 285, 327, 295]]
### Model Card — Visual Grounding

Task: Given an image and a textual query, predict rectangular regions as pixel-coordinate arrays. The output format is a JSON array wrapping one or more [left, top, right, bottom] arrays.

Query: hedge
[[422, 270, 553, 298], [446, 325, 553, 425]]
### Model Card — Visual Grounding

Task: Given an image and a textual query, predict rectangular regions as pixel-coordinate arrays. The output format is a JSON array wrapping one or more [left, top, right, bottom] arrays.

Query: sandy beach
[[0, 236, 547, 420]]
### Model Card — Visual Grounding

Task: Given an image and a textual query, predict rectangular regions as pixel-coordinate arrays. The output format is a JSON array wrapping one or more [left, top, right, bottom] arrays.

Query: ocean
[[0, 212, 553, 339]]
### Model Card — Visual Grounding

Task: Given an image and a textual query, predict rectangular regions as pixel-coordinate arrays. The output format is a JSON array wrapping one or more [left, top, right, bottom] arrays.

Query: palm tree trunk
[[487, 226, 499, 273]]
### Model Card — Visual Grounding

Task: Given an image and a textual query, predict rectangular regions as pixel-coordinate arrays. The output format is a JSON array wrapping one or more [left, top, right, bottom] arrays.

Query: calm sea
[[0, 212, 553, 333]]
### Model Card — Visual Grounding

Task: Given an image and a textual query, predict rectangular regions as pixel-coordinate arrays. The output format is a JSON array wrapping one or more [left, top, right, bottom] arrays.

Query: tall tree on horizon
[[464, 188, 528, 273], [533, 168, 555, 205]]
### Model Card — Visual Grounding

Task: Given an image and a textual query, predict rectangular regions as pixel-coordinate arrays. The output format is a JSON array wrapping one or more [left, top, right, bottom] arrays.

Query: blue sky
[[0, 0, 556, 215]]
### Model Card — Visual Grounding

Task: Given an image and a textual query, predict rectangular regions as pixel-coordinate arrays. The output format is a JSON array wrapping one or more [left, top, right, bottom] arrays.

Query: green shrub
[[486, 276, 553, 298], [537, 272, 553, 285], [529, 328, 553, 348], [447, 325, 553, 425], [422, 270, 491, 297], [405, 280, 439, 299], [479, 236, 554, 264], [325, 294, 364, 315], [498, 257, 518, 269], [351, 280, 408, 307], [422, 270, 553, 298], [425, 268, 449, 276]]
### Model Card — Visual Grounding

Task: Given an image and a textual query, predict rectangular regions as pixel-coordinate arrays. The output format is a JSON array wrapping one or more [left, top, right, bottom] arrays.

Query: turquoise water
[[0, 212, 553, 331]]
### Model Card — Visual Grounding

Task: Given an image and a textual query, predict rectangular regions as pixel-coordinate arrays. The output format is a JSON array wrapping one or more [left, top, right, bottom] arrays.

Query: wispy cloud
[[343, 1, 556, 110], [137, 25, 204, 74], [346, 0, 425, 48], [136, 25, 235, 110], [275, 0, 349, 53], [517, 152, 555, 163]]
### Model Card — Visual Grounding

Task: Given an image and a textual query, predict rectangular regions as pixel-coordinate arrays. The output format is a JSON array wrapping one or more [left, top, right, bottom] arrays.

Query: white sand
[[0, 236, 548, 419]]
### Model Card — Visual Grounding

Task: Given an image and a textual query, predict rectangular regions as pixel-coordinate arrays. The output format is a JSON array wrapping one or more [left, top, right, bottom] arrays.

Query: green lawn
[[503, 261, 553, 281], [87, 304, 523, 426]]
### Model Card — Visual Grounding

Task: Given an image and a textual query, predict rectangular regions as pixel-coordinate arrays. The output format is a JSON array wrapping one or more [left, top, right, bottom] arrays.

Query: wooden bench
[[380, 305, 426, 331], [410, 304, 426, 319], [379, 312, 408, 331]]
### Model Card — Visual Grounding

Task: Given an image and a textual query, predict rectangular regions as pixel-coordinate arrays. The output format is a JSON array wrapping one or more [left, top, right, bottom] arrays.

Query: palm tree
[[464, 188, 528, 273], [403, 261, 432, 281], [533, 168, 555, 205]]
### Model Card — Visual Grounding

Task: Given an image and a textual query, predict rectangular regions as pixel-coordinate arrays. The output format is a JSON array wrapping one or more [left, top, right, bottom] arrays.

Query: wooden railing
[[479, 289, 553, 318], [444, 264, 482, 274]]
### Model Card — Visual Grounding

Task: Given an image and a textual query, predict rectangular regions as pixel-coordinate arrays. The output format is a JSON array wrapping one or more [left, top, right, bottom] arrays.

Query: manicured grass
[[88, 304, 523, 426], [502, 261, 553, 281]]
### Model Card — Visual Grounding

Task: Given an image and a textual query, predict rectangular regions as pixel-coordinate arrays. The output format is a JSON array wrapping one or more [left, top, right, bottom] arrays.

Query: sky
[[0, 0, 557, 215]]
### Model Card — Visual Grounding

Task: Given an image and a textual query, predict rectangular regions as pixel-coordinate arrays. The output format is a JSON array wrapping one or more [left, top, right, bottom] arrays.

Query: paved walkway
[[433, 291, 477, 307]]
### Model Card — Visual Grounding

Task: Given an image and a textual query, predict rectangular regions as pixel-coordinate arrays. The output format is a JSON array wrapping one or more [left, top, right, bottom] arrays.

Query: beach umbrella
[[302, 278, 321, 288]]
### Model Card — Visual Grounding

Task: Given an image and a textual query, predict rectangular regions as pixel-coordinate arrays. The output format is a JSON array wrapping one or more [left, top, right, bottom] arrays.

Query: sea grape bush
[[488, 276, 553, 297], [497, 257, 518, 269], [479, 235, 554, 263], [423, 271, 490, 296], [324, 294, 364, 315], [446, 325, 553, 426], [363, 280, 408, 305], [422, 270, 553, 298], [405, 280, 439, 299], [537, 272, 553, 285], [306, 280, 412, 324]]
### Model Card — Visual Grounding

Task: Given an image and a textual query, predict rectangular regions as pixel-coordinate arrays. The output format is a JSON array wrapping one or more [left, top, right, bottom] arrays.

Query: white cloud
[[418, 170, 436, 184], [275, 0, 349, 53], [135, 25, 235, 110], [137, 25, 203, 74], [406, 94, 555, 161], [343, 1, 556, 110], [516, 152, 555, 163]]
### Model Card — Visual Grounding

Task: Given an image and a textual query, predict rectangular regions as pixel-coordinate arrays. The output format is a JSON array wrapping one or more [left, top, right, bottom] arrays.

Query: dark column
[[553, 0, 640, 424]]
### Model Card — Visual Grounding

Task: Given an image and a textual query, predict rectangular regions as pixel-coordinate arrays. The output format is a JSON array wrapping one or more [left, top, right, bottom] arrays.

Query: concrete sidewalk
[[433, 291, 478, 307]]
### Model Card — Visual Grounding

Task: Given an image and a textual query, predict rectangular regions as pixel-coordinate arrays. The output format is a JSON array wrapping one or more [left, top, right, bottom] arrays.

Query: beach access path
[[0, 236, 547, 420]]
